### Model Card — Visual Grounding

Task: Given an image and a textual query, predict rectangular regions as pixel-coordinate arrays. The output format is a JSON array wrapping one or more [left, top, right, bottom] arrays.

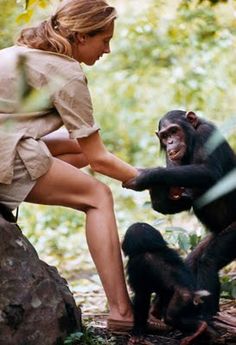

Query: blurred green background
[[1, 0, 236, 311]]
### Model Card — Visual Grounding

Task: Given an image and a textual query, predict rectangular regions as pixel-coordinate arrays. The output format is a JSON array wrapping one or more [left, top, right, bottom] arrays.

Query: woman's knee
[[95, 180, 113, 204], [85, 180, 114, 210]]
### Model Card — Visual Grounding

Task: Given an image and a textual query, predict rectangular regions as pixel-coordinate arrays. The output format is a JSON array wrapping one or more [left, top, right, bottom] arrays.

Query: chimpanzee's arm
[[132, 292, 151, 336], [150, 186, 192, 214], [124, 165, 215, 191]]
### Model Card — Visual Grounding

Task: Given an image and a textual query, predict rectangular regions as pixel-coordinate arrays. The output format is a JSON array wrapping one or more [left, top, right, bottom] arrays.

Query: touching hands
[[123, 168, 186, 201], [122, 168, 147, 191]]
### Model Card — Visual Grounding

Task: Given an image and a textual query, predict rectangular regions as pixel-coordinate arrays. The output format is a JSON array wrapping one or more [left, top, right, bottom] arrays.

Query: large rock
[[0, 208, 82, 345]]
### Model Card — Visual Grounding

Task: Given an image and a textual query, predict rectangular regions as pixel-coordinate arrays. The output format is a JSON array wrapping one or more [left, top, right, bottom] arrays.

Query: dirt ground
[[83, 299, 236, 345]]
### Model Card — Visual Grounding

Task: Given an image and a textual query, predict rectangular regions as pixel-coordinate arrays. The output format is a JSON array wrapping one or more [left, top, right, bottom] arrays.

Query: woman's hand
[[122, 168, 146, 191]]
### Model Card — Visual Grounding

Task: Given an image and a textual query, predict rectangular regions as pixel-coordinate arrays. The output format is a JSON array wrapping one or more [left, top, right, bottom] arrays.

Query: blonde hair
[[17, 0, 117, 57]]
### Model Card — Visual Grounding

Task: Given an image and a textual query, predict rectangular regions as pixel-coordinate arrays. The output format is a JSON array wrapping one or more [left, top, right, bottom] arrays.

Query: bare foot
[[108, 305, 133, 324]]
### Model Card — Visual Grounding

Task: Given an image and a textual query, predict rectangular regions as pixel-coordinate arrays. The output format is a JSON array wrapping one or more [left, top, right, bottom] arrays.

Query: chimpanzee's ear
[[185, 111, 199, 128]]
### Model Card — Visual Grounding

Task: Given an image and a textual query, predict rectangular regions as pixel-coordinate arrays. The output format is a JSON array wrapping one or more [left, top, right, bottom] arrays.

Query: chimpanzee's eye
[[170, 127, 178, 134], [161, 133, 168, 141]]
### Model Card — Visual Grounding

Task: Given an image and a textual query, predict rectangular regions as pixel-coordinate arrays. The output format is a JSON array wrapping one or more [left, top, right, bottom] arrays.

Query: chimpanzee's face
[[157, 120, 187, 162]]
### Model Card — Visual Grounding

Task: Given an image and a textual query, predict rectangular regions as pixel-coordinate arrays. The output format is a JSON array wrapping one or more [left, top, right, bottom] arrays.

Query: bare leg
[[42, 128, 89, 168], [25, 158, 133, 322]]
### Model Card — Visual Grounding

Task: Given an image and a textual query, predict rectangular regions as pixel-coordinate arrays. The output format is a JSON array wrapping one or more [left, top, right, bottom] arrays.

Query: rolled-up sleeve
[[53, 76, 100, 138]]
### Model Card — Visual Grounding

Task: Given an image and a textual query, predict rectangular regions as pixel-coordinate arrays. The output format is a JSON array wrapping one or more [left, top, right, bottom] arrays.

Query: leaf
[[196, 168, 236, 207], [38, 0, 48, 8], [64, 331, 83, 344], [205, 115, 236, 154], [189, 233, 201, 248], [165, 226, 188, 233], [16, 9, 33, 23], [178, 233, 191, 252]]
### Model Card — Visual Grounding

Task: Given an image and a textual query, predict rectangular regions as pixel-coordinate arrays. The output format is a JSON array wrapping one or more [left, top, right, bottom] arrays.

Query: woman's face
[[73, 21, 114, 65]]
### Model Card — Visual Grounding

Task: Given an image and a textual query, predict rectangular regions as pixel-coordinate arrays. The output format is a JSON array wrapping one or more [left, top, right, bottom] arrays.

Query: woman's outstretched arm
[[78, 131, 138, 182]]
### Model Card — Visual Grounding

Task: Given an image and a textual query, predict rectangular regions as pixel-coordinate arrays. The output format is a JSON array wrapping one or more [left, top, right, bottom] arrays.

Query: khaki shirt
[[0, 45, 99, 184]]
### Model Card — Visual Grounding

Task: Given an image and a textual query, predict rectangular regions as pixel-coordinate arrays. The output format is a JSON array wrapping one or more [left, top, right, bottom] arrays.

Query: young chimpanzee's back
[[122, 222, 209, 345]]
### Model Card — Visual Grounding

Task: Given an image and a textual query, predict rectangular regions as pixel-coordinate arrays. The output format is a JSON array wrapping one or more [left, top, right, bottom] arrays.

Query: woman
[[0, 0, 137, 331]]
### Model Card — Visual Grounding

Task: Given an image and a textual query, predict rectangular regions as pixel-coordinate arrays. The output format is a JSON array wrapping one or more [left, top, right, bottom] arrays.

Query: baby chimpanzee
[[122, 222, 209, 345]]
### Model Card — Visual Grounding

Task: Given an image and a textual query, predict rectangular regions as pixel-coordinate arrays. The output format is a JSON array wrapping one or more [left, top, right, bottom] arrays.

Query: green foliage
[[0, 0, 23, 48], [64, 327, 116, 345], [220, 274, 236, 299], [16, 0, 51, 24], [64, 332, 83, 345], [0, 0, 51, 48], [18, 204, 86, 270], [163, 225, 205, 254]]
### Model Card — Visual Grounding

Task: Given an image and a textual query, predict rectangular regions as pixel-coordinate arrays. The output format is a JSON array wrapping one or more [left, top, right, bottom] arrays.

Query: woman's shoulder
[[18, 45, 85, 82], [0, 45, 86, 90], [23, 45, 80, 65], [0, 44, 80, 66]]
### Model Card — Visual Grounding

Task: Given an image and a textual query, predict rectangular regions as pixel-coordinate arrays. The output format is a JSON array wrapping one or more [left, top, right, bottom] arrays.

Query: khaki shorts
[[0, 154, 37, 210]]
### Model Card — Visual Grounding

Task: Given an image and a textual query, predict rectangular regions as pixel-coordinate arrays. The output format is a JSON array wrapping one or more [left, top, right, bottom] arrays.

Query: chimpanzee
[[122, 222, 209, 345], [123, 110, 236, 320]]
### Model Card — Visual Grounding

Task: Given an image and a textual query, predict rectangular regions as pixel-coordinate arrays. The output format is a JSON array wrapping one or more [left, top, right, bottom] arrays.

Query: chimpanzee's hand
[[122, 169, 148, 191], [169, 186, 185, 200]]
